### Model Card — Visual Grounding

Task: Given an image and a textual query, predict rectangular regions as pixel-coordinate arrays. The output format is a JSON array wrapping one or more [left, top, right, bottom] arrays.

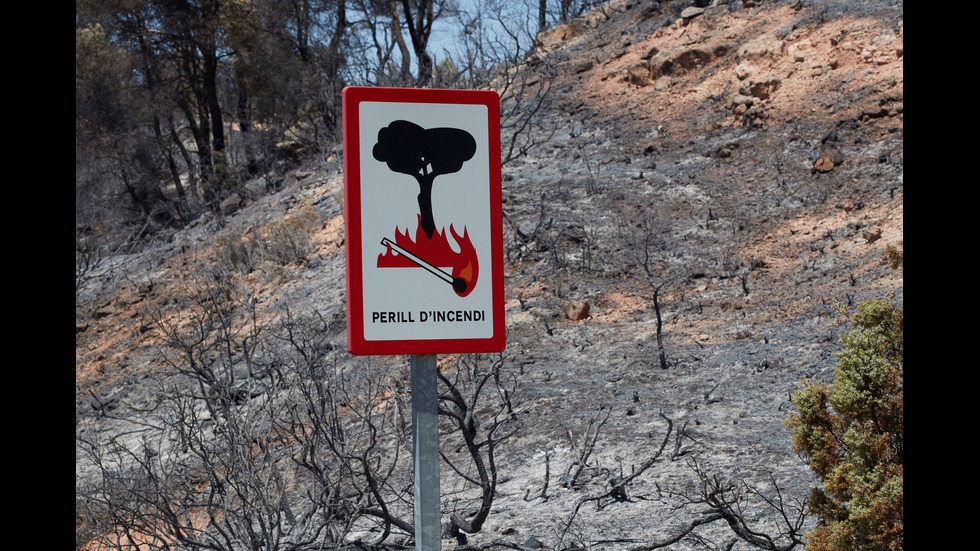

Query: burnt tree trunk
[[654, 285, 668, 370]]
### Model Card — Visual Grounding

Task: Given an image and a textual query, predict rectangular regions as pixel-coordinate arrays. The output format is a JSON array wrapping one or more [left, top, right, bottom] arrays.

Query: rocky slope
[[76, 0, 903, 549]]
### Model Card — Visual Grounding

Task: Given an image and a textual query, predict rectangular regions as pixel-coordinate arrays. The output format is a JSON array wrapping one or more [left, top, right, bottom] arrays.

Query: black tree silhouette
[[373, 120, 477, 240]]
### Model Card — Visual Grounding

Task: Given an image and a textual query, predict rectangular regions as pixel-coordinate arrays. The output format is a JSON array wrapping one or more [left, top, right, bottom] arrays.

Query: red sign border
[[342, 86, 505, 356]]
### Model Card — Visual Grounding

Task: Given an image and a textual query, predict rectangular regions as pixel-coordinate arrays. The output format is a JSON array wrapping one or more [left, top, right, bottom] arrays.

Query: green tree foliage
[[786, 294, 903, 550], [884, 241, 904, 270]]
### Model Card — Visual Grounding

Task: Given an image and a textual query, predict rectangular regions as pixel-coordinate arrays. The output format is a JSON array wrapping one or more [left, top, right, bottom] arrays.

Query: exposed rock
[[639, 1, 661, 18], [571, 58, 594, 74], [730, 93, 756, 108], [863, 228, 883, 244], [813, 144, 843, 173], [563, 300, 591, 321], [813, 131, 844, 173], [220, 193, 244, 215], [713, 142, 740, 158], [534, 8, 607, 52], [627, 63, 651, 86], [535, 24, 577, 52], [118, 294, 145, 307], [776, 23, 797, 40], [244, 176, 270, 198], [749, 77, 781, 100], [680, 7, 705, 19], [523, 536, 545, 549], [93, 306, 115, 319], [661, 47, 712, 75], [861, 105, 889, 119], [711, 41, 738, 58], [737, 36, 783, 68], [646, 41, 737, 81], [813, 156, 836, 173], [735, 62, 753, 80]]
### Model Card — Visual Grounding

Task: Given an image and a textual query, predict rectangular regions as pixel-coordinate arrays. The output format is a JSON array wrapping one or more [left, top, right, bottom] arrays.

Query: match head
[[452, 277, 468, 294]]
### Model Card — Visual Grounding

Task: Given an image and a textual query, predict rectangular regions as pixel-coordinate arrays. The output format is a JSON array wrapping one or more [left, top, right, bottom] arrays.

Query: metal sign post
[[411, 354, 440, 549]]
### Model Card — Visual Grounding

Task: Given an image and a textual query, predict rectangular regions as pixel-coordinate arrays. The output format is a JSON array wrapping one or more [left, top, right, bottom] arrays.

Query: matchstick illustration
[[381, 237, 469, 294]]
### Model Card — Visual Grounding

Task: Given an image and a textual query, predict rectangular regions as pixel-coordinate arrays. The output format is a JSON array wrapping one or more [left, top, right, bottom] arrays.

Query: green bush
[[787, 295, 903, 551]]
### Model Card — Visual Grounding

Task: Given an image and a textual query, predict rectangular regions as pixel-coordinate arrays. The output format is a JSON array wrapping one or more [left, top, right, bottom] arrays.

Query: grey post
[[411, 354, 441, 550]]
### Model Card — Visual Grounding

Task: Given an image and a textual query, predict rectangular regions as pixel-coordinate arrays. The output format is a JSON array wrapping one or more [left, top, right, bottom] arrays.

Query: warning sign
[[342, 87, 505, 355]]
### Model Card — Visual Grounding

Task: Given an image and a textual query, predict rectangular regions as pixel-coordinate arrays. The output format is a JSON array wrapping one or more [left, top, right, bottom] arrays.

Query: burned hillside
[[76, 0, 903, 549]]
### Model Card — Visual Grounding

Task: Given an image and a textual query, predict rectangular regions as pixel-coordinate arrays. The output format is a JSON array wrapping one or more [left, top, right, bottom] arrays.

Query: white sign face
[[343, 87, 505, 355]]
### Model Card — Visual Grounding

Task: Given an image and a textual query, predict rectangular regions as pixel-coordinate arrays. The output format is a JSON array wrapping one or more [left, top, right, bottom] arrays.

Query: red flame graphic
[[378, 216, 479, 297]]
